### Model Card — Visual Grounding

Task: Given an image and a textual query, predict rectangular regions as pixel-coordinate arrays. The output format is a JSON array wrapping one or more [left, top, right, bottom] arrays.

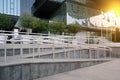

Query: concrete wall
[[0, 60, 108, 80], [111, 47, 120, 58], [39, 49, 109, 59], [0, 48, 110, 59]]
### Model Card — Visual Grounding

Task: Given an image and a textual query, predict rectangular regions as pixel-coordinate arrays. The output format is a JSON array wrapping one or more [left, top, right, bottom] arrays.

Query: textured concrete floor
[[36, 59, 120, 80]]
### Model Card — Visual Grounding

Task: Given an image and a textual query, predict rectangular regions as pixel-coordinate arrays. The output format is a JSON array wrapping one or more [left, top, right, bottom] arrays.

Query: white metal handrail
[[0, 31, 112, 64]]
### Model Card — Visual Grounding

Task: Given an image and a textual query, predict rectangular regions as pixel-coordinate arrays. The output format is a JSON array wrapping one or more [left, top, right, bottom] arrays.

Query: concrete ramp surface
[[36, 59, 120, 80]]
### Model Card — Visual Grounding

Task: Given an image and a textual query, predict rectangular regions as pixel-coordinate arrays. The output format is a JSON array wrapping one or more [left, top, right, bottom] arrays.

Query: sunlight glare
[[107, 1, 120, 18]]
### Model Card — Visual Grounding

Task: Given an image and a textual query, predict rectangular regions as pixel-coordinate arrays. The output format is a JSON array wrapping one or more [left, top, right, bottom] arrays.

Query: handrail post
[[52, 44, 55, 59], [4, 34, 7, 64], [12, 37, 15, 56], [79, 45, 82, 59], [38, 40, 41, 59], [52, 39, 55, 59], [64, 44, 66, 59], [20, 40, 23, 58], [103, 46, 106, 59], [73, 45, 77, 59], [32, 45, 34, 61], [29, 42, 30, 55], [67, 44, 70, 59], [89, 46, 92, 59], [96, 46, 99, 59], [94, 47, 97, 59], [109, 48, 112, 59]]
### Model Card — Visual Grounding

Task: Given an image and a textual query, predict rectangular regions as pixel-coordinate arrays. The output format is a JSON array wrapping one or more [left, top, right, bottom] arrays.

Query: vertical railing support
[[20, 40, 23, 58], [89, 46, 92, 59], [12, 38, 15, 56], [109, 48, 112, 59], [79, 45, 82, 59], [4, 34, 7, 64], [64, 44, 66, 59], [38, 43, 41, 59], [32, 46, 34, 61], [103, 46, 106, 58], [96, 46, 99, 59], [52, 44, 55, 59], [52, 39, 55, 59]]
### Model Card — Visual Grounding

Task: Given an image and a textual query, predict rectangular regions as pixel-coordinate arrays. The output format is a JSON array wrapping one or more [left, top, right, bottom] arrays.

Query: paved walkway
[[36, 59, 120, 80]]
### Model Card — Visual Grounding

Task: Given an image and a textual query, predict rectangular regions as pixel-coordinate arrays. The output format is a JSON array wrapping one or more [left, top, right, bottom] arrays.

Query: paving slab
[[35, 59, 120, 80]]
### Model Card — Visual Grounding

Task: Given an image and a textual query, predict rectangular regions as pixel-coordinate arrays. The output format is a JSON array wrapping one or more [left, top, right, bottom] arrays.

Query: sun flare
[[107, 1, 120, 18]]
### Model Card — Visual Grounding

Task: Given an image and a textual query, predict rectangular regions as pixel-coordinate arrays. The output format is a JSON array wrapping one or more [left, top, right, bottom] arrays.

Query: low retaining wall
[[0, 60, 109, 80]]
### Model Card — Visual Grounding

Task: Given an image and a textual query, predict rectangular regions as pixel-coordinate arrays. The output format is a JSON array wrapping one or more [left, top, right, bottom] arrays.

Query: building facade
[[20, 0, 35, 15], [51, 0, 101, 26], [0, 0, 20, 16], [0, 0, 35, 16]]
